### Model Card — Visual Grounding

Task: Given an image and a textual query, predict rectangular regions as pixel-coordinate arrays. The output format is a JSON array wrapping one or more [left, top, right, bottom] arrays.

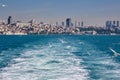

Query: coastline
[[0, 33, 120, 36]]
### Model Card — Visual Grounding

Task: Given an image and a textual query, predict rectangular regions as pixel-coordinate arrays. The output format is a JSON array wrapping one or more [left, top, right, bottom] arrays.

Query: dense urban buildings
[[0, 16, 120, 35], [106, 20, 120, 31]]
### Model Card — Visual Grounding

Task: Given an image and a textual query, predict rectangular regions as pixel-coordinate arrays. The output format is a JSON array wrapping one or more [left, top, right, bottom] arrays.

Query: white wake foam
[[0, 40, 89, 80]]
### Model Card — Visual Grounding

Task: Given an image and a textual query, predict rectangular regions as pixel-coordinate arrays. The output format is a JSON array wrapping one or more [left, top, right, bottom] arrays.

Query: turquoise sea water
[[0, 35, 120, 80]]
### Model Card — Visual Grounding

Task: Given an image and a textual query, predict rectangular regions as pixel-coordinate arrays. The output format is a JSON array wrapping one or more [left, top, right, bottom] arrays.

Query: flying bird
[[110, 48, 120, 57]]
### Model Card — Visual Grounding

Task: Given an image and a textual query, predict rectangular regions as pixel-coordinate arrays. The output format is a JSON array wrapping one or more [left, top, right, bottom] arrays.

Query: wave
[[0, 39, 89, 80]]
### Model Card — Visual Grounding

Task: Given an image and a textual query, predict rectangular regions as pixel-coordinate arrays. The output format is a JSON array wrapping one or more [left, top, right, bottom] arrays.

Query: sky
[[0, 0, 120, 26]]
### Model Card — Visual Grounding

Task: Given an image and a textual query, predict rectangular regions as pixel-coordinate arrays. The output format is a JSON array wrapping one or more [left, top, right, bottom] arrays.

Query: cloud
[[1, 4, 7, 7], [0, 3, 7, 8]]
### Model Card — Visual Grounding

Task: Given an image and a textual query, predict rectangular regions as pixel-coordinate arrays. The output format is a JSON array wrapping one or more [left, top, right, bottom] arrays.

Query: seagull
[[110, 48, 120, 57]]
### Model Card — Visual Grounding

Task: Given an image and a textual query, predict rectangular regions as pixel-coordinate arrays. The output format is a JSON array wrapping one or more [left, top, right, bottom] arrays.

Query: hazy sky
[[0, 0, 120, 26]]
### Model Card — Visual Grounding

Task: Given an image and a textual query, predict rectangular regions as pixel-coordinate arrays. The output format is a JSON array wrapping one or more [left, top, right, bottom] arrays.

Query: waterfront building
[[66, 18, 72, 27]]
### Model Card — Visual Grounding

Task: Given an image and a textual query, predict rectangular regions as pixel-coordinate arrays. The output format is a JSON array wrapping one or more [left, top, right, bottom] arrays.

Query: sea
[[0, 35, 120, 80]]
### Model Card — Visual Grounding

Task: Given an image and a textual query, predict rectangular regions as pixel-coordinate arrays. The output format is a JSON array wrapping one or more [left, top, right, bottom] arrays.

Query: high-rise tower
[[8, 16, 12, 24], [66, 18, 72, 27]]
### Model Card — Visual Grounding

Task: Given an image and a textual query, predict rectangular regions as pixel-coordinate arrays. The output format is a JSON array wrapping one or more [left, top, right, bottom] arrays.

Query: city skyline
[[0, 0, 120, 26]]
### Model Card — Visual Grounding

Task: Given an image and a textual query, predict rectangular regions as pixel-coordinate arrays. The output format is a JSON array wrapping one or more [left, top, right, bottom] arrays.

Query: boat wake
[[0, 39, 89, 80]]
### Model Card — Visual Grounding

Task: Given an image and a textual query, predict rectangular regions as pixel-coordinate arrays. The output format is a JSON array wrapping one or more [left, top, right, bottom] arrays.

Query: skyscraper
[[75, 21, 77, 27], [112, 21, 116, 27], [106, 21, 112, 30], [112, 21, 119, 27], [56, 22, 58, 26], [78, 22, 80, 27], [31, 19, 35, 24], [8, 16, 12, 24], [66, 18, 72, 27], [117, 21, 119, 27], [62, 22, 64, 27], [81, 21, 84, 27]]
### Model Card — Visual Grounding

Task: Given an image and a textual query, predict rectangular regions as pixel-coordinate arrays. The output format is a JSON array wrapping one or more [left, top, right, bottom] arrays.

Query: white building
[[16, 22, 31, 27]]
